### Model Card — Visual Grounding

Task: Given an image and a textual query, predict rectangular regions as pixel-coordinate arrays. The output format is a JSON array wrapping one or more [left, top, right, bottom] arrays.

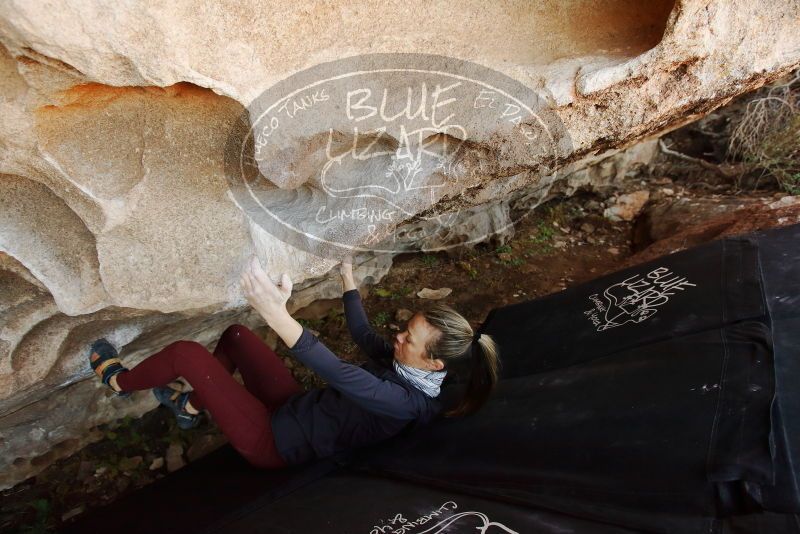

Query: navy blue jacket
[[270, 289, 443, 466]]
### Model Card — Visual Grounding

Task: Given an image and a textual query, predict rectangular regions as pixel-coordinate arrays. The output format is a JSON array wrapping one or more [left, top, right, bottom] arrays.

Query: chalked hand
[[240, 255, 293, 320]]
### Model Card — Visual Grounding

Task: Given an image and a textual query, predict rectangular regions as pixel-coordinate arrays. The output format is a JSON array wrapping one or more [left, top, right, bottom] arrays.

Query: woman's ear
[[430, 358, 445, 371]]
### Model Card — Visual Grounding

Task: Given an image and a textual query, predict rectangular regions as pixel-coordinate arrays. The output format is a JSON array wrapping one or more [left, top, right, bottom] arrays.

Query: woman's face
[[393, 314, 445, 371]]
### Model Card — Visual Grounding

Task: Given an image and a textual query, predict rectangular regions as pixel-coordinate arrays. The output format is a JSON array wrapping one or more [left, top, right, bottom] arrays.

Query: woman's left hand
[[240, 255, 293, 320]]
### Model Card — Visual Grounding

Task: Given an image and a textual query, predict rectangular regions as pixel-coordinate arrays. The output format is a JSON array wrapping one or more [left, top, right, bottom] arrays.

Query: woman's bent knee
[[221, 324, 252, 341]]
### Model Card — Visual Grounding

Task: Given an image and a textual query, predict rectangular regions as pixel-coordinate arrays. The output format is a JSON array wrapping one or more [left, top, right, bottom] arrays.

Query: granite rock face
[[1, 0, 799, 488]]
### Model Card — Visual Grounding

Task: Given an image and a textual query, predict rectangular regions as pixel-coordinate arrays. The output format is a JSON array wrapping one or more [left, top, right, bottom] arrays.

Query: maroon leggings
[[115, 324, 302, 469]]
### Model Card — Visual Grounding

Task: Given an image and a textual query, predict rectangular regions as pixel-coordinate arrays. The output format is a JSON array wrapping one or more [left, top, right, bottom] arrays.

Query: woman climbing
[[87, 255, 501, 469]]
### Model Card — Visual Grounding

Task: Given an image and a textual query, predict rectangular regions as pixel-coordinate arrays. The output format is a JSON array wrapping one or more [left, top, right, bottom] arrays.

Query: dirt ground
[[2, 152, 796, 532]]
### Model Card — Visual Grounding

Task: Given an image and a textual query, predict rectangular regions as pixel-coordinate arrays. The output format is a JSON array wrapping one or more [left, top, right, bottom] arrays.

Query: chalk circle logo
[[224, 53, 571, 261], [583, 267, 698, 332]]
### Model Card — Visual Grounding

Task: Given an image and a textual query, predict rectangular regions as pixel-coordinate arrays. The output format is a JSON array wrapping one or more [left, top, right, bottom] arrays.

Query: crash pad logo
[[224, 53, 571, 260], [584, 267, 697, 331], [369, 500, 518, 534]]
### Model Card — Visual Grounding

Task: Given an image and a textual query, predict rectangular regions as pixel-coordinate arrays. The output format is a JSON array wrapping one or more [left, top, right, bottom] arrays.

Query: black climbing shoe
[[89, 338, 131, 398], [153, 386, 201, 430]]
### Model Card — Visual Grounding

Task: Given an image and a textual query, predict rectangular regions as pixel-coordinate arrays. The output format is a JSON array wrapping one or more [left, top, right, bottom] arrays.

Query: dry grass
[[728, 70, 800, 194]]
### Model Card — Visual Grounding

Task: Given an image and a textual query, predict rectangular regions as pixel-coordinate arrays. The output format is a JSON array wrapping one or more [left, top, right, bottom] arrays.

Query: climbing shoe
[[89, 338, 131, 398], [153, 386, 202, 430]]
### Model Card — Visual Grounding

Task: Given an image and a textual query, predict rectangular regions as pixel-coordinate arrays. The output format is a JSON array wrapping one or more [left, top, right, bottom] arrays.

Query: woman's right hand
[[240, 255, 293, 321]]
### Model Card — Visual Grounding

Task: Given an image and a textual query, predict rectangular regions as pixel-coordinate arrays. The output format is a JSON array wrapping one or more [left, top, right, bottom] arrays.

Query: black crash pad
[[64, 224, 800, 534]]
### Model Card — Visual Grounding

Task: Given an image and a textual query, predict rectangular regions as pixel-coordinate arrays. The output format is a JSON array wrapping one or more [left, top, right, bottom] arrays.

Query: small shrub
[[372, 311, 391, 326], [543, 201, 573, 225], [420, 254, 439, 267], [398, 286, 414, 296], [529, 221, 555, 243], [325, 307, 346, 329], [457, 261, 479, 279], [526, 222, 556, 255], [373, 287, 394, 298], [728, 71, 800, 193]]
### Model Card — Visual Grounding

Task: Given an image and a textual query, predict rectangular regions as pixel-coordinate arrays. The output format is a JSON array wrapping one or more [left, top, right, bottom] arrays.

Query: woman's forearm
[[261, 308, 303, 349], [342, 275, 357, 292]]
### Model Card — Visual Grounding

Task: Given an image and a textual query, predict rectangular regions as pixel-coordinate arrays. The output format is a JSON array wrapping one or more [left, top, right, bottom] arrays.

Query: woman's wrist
[[261, 307, 303, 349], [342, 274, 357, 292], [255, 302, 287, 322]]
